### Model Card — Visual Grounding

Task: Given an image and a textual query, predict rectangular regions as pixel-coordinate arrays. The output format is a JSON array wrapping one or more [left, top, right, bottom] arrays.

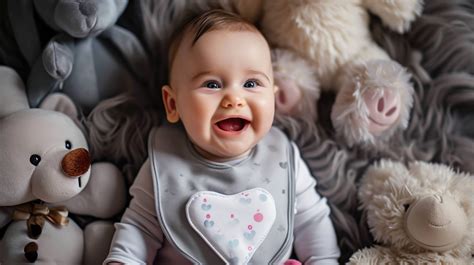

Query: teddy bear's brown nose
[[61, 148, 91, 177]]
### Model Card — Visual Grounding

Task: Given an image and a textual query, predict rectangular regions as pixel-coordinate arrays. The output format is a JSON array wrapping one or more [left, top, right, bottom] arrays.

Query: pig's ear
[[0, 66, 29, 118]]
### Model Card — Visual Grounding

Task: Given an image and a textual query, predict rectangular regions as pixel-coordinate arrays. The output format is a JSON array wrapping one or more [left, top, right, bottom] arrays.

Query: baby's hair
[[168, 9, 259, 70]]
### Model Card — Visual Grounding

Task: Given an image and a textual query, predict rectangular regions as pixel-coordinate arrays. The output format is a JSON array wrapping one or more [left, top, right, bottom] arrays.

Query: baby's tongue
[[217, 118, 245, 131]]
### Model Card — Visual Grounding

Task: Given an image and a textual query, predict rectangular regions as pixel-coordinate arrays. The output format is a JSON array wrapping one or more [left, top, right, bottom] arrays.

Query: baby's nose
[[221, 95, 246, 108]]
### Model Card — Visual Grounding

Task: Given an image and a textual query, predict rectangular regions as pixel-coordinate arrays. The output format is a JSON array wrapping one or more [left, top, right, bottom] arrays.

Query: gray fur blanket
[[85, 0, 474, 262]]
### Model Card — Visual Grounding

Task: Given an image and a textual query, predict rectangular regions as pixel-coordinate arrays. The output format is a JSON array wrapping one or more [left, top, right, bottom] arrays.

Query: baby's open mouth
[[216, 118, 250, 131]]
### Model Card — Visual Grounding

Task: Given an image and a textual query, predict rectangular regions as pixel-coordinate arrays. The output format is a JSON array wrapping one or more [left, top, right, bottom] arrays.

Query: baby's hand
[[284, 259, 302, 265]]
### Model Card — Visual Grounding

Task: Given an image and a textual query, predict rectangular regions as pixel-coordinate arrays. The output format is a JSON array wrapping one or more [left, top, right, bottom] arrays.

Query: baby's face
[[164, 29, 277, 160]]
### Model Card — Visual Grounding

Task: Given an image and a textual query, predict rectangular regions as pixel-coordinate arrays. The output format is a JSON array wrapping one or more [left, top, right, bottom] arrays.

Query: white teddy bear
[[349, 159, 473, 264], [236, 0, 421, 146], [0, 66, 127, 264]]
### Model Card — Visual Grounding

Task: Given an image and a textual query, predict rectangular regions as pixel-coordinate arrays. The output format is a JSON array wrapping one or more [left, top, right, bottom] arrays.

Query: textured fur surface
[[348, 245, 469, 265], [272, 48, 320, 120], [331, 60, 414, 146], [85, 0, 474, 263], [261, 0, 389, 89], [348, 160, 474, 264], [259, 0, 420, 146]]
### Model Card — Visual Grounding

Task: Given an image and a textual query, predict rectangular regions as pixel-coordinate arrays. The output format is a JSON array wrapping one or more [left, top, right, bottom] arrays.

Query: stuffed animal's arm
[[61, 162, 127, 219], [361, 0, 423, 33], [348, 246, 393, 265], [41, 34, 75, 81], [27, 34, 75, 108]]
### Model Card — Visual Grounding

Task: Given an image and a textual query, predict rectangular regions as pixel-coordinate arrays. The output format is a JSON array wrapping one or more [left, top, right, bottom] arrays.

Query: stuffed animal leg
[[271, 48, 320, 120], [362, 0, 424, 33], [258, 0, 422, 147], [331, 58, 414, 146]]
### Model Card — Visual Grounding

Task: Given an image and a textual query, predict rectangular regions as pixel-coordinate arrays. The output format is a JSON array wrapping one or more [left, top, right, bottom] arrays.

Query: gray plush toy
[[5, 0, 150, 115]]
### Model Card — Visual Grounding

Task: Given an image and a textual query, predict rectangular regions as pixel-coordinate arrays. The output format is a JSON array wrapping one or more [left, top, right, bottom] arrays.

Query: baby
[[105, 9, 340, 265]]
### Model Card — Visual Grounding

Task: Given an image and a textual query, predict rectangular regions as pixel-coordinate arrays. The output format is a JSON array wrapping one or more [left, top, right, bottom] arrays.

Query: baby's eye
[[203, 81, 221, 89], [243, 80, 259, 88]]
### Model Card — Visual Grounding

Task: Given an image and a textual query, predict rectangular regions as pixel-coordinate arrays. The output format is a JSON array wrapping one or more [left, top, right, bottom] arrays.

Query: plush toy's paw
[[274, 76, 303, 114], [331, 60, 414, 146], [348, 247, 393, 264], [272, 48, 320, 120], [362, 86, 401, 135], [42, 36, 75, 81], [364, 0, 424, 33]]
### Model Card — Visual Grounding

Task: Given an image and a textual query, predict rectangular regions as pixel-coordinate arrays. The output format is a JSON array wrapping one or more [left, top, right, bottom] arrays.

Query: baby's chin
[[195, 142, 254, 162]]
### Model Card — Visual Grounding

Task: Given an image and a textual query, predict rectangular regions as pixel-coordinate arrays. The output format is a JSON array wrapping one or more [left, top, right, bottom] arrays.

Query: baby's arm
[[104, 159, 164, 264], [291, 143, 340, 265]]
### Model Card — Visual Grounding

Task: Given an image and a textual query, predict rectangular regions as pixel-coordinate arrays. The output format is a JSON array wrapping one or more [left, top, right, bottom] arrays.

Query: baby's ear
[[162, 85, 179, 123], [39, 93, 78, 121]]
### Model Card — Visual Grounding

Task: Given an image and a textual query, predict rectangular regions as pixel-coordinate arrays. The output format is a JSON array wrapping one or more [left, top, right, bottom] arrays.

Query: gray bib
[[148, 125, 295, 264]]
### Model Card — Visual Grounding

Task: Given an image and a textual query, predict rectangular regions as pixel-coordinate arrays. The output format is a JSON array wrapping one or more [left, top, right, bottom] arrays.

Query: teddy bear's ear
[[39, 93, 79, 121], [359, 159, 410, 203], [0, 66, 29, 119], [408, 161, 474, 193]]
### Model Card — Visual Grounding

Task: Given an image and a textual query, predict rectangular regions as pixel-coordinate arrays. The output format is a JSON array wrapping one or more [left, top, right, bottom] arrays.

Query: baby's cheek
[[251, 101, 276, 133]]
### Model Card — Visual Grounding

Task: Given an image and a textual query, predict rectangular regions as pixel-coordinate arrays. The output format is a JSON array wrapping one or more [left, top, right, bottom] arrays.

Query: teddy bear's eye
[[30, 154, 41, 166], [65, 140, 72, 150]]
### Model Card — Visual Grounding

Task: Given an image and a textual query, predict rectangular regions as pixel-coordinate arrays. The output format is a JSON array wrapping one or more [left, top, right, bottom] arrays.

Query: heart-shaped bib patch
[[186, 188, 276, 265]]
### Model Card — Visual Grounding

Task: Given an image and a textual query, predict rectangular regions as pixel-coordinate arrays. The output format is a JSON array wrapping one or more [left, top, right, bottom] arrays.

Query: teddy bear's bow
[[12, 202, 69, 239]]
